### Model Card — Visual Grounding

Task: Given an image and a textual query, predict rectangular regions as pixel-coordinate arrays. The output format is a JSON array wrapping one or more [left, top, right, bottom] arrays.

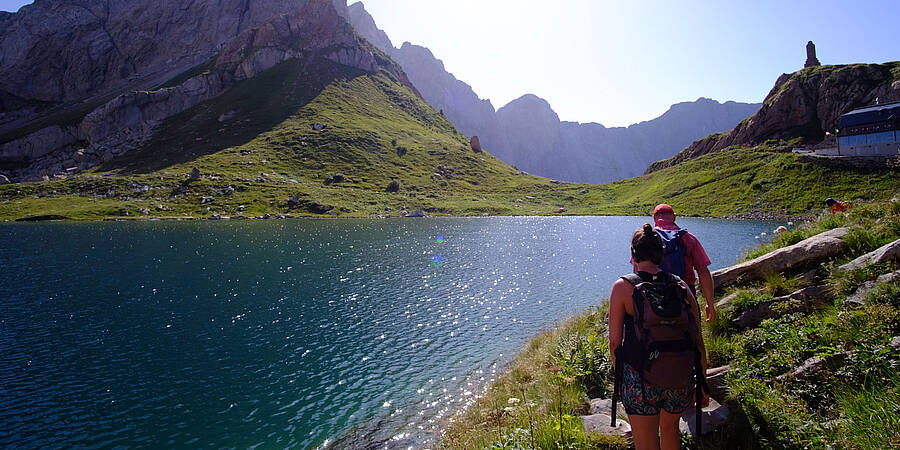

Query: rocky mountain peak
[[497, 94, 560, 125], [647, 61, 900, 173], [348, 2, 393, 53]]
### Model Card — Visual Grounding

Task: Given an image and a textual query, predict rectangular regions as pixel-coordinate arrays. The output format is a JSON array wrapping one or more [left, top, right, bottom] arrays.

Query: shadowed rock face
[[347, 2, 759, 183], [0, 0, 350, 135], [0, 0, 308, 105], [0, 0, 395, 181], [648, 62, 900, 173]]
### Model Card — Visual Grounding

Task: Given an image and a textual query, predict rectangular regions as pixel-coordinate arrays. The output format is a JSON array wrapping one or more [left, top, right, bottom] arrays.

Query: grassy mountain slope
[[590, 145, 900, 217], [1, 58, 898, 222], [2, 137, 899, 221], [0, 58, 584, 220]]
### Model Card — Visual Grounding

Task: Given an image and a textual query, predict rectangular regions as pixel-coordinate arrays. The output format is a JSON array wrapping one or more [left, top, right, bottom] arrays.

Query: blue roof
[[840, 102, 900, 128]]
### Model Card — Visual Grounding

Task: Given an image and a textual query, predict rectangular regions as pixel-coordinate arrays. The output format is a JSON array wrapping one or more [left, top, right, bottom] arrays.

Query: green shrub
[[553, 330, 612, 398]]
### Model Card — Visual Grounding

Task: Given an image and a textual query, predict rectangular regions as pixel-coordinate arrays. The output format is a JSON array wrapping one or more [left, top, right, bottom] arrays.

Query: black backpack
[[611, 271, 709, 434]]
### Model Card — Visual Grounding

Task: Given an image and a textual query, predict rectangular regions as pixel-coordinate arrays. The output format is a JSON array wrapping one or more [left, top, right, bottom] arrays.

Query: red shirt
[[631, 219, 711, 286]]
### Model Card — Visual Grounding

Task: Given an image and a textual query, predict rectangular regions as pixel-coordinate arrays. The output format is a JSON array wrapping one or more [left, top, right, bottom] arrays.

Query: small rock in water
[[313, 123, 326, 131]]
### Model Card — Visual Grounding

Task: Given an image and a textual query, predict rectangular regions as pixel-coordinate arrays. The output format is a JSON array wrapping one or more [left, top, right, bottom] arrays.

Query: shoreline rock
[[712, 228, 849, 289]]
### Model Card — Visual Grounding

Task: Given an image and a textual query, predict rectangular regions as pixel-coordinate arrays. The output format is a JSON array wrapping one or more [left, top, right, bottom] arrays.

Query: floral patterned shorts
[[621, 363, 693, 415]]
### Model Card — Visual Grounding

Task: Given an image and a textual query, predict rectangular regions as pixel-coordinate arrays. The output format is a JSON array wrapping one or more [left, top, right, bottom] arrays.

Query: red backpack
[[611, 271, 709, 432]]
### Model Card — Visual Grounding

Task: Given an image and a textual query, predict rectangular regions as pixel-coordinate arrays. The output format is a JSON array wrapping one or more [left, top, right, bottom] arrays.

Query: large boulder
[[839, 238, 900, 271], [712, 228, 849, 289]]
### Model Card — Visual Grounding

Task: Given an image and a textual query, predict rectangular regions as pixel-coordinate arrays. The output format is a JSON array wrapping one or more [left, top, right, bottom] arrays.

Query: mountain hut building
[[837, 101, 900, 156]]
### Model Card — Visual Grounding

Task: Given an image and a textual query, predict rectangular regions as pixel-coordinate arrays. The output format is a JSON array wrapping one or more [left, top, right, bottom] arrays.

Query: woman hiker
[[608, 224, 709, 450]]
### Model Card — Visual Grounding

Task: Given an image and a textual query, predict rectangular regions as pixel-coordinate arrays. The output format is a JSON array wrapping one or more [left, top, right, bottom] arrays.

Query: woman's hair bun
[[643, 223, 654, 235]]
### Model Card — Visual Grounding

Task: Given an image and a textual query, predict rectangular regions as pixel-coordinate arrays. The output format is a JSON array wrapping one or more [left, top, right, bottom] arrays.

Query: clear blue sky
[[2, 0, 897, 126]]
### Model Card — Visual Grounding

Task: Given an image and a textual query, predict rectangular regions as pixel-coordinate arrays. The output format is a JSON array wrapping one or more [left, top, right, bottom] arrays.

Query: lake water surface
[[0, 217, 778, 448]]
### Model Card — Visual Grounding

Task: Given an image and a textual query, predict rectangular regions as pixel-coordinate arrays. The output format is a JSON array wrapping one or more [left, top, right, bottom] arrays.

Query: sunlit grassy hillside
[[1, 58, 898, 221]]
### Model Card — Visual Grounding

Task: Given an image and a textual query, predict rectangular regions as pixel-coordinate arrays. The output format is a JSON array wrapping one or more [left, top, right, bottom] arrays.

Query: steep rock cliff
[[0, 0, 350, 135], [0, 0, 395, 181], [648, 62, 900, 173]]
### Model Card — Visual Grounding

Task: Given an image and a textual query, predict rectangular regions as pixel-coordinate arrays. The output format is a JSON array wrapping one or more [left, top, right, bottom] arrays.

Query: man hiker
[[639, 204, 717, 322]]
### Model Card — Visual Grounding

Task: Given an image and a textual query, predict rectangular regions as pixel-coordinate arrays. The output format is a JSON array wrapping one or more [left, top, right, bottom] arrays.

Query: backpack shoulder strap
[[621, 273, 644, 286]]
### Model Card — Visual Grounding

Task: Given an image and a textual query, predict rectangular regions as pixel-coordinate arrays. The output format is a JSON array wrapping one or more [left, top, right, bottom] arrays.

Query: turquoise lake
[[0, 217, 779, 448]]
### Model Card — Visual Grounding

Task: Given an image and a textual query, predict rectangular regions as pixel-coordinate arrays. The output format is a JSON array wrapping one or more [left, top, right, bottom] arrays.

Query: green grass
[[833, 374, 900, 449], [687, 199, 900, 449], [1, 58, 588, 220], [442, 304, 627, 449], [3, 58, 900, 222]]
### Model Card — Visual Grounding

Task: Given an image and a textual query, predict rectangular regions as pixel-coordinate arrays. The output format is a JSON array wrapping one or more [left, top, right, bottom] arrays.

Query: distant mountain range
[[347, 2, 761, 183]]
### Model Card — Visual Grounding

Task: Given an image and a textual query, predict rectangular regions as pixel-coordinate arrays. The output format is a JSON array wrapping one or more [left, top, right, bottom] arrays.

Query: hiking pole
[[610, 353, 623, 428]]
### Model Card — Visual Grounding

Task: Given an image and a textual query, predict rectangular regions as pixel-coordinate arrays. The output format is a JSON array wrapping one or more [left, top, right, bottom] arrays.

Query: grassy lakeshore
[[3, 142, 899, 222], [441, 199, 900, 449]]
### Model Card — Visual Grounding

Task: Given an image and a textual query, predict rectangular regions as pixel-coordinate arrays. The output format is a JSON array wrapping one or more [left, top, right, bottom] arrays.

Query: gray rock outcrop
[[581, 413, 632, 437], [733, 285, 835, 329], [839, 238, 900, 271], [844, 270, 900, 307], [650, 61, 900, 172], [712, 228, 849, 289], [589, 398, 627, 420], [705, 366, 731, 402]]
